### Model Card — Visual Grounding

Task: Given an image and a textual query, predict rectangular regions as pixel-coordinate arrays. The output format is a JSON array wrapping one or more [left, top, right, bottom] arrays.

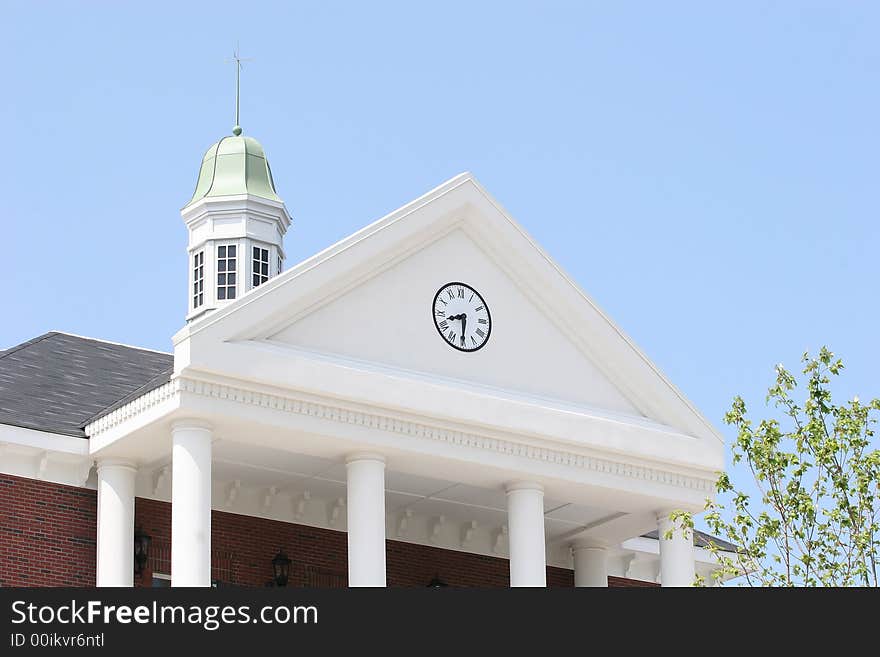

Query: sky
[[3, 2, 878, 525]]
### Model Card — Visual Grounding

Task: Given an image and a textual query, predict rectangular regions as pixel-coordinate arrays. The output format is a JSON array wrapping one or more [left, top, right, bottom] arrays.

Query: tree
[[693, 348, 880, 586]]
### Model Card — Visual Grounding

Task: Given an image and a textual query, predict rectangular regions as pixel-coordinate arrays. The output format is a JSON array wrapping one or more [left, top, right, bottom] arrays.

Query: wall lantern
[[133, 526, 152, 576], [272, 550, 292, 587], [426, 575, 449, 588]]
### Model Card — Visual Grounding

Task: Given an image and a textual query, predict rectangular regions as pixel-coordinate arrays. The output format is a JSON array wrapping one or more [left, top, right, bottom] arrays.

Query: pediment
[[177, 173, 722, 450], [268, 227, 641, 416]]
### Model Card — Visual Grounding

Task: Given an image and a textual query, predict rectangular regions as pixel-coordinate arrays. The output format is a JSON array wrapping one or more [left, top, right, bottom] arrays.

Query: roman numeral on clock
[[433, 283, 490, 352]]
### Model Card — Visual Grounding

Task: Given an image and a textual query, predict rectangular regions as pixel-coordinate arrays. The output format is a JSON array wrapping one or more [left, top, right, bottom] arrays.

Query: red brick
[[0, 475, 656, 588]]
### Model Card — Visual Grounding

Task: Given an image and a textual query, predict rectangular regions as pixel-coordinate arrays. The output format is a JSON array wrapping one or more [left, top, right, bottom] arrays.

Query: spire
[[228, 45, 251, 136], [181, 51, 290, 321]]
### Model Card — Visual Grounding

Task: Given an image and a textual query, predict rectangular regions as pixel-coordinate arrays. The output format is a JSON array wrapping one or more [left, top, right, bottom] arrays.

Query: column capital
[[96, 458, 137, 474], [345, 452, 386, 466], [171, 419, 213, 432], [571, 539, 607, 551], [655, 508, 690, 522], [656, 510, 694, 540], [504, 481, 544, 495]]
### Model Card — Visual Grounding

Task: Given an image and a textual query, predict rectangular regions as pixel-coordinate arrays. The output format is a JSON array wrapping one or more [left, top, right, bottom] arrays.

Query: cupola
[[181, 126, 291, 320]]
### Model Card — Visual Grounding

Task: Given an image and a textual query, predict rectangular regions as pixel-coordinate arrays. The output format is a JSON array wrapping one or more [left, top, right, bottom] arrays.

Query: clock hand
[[445, 314, 467, 345]]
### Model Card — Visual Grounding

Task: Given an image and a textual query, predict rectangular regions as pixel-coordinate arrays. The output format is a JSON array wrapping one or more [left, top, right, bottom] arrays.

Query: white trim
[[84, 377, 715, 495], [0, 424, 94, 488], [0, 423, 89, 455]]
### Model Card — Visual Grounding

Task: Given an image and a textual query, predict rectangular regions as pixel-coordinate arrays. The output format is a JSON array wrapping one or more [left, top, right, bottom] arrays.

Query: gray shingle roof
[[641, 529, 740, 553], [0, 332, 172, 438]]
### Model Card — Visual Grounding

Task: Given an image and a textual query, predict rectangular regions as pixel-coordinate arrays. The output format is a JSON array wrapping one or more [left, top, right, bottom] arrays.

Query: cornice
[[85, 379, 181, 436], [85, 377, 715, 494]]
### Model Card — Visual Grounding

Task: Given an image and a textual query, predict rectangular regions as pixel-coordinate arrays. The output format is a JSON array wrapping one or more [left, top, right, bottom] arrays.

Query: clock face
[[432, 282, 492, 352]]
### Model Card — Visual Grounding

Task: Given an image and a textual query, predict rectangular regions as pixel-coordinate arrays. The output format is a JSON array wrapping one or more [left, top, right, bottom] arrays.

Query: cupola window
[[253, 246, 270, 287], [192, 251, 204, 309], [217, 244, 237, 300]]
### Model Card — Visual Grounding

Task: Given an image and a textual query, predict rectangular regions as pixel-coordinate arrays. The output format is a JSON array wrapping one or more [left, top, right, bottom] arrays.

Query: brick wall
[[0, 474, 97, 586], [608, 575, 658, 587], [136, 499, 652, 588], [0, 476, 656, 587]]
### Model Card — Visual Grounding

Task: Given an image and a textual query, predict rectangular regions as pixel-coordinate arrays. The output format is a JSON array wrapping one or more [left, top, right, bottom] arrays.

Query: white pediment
[[175, 173, 723, 461], [269, 227, 641, 416]]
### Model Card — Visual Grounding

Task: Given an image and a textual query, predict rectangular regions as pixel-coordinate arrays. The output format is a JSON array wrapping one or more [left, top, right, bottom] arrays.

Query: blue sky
[[3, 2, 878, 510]]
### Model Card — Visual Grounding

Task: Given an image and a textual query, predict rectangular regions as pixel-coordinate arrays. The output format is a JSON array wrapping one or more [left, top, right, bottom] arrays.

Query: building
[[0, 123, 735, 588]]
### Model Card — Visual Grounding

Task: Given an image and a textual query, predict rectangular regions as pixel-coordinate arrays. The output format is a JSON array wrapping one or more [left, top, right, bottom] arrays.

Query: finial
[[227, 44, 252, 136]]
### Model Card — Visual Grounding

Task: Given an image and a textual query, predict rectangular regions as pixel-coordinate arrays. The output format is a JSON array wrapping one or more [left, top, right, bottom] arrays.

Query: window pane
[[228, 245, 236, 256], [261, 263, 268, 276], [253, 274, 260, 286], [253, 246, 260, 259], [228, 288, 236, 299], [228, 273, 236, 284], [198, 293, 203, 305], [218, 246, 226, 258], [261, 248, 268, 260], [218, 287, 226, 300], [228, 258, 236, 270], [218, 260, 226, 272], [218, 273, 226, 285]]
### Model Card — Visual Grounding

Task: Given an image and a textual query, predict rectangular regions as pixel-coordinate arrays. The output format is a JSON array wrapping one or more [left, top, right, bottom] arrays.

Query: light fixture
[[272, 550, 292, 587], [133, 526, 151, 577], [426, 575, 448, 588]]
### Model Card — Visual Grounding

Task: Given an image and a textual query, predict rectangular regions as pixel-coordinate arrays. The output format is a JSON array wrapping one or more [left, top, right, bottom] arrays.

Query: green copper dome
[[186, 132, 281, 206]]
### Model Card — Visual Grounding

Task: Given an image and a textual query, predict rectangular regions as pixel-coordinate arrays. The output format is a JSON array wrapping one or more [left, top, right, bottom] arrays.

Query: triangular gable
[[176, 173, 723, 447], [269, 227, 641, 415]]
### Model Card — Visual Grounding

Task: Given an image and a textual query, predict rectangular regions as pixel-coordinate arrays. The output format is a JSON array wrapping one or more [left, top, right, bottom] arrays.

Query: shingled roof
[[0, 332, 173, 438], [641, 529, 740, 553]]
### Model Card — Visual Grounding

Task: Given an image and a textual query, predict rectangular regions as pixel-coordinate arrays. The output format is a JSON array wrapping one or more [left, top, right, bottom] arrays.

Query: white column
[[505, 481, 546, 587], [657, 512, 695, 587], [572, 542, 608, 587], [171, 421, 213, 587], [96, 459, 137, 587], [345, 453, 386, 587]]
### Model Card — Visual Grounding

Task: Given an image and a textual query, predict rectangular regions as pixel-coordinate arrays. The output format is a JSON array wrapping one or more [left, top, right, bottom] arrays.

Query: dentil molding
[[85, 377, 715, 494]]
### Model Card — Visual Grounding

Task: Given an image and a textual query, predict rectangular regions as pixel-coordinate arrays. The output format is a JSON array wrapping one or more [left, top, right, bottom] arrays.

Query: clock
[[432, 282, 492, 352]]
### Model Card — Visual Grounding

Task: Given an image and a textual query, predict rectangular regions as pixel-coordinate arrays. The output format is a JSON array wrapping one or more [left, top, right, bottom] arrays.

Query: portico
[[89, 408, 710, 588], [80, 171, 726, 588]]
